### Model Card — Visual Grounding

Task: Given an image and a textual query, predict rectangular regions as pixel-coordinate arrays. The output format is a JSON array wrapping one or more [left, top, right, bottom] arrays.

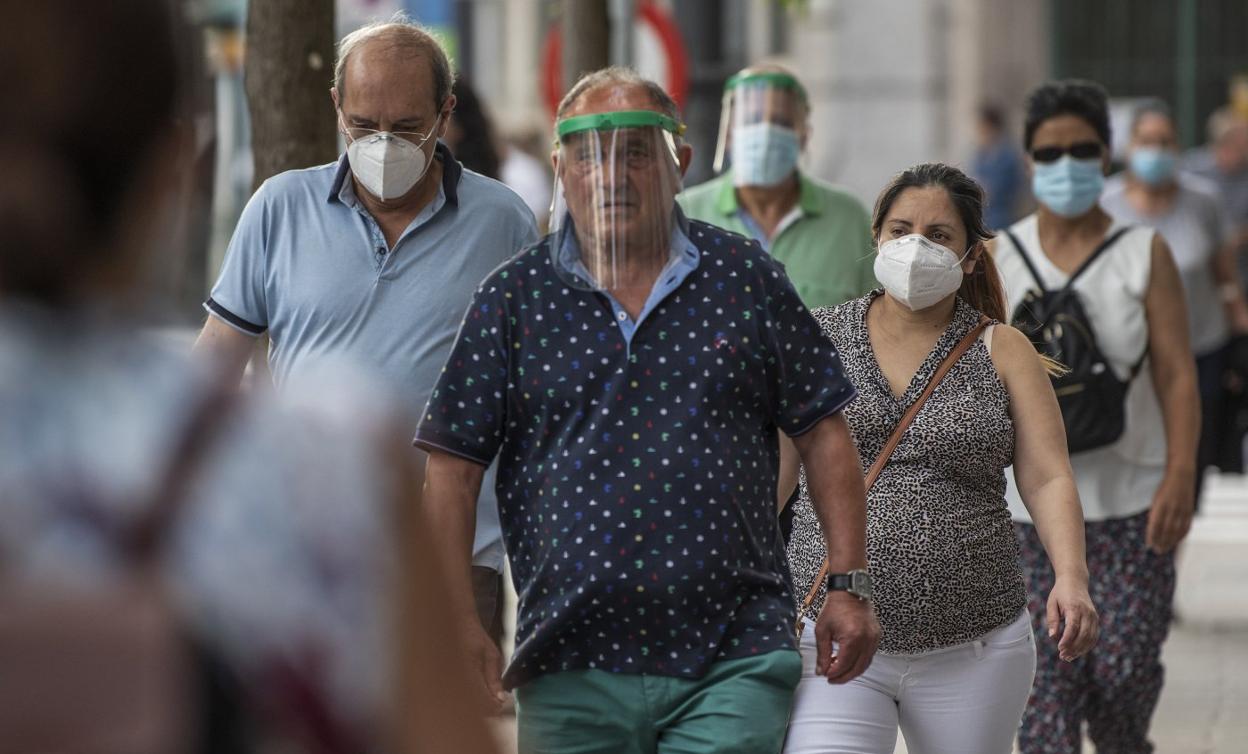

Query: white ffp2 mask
[[345, 120, 439, 201], [873, 234, 970, 311]]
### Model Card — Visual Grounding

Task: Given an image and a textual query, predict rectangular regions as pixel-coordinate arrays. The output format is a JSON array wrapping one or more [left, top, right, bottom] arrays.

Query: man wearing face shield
[[417, 67, 878, 753], [194, 18, 538, 644], [680, 65, 876, 310]]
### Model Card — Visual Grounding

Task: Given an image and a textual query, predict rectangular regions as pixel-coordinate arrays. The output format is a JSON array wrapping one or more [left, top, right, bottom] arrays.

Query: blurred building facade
[[183, 0, 1248, 321]]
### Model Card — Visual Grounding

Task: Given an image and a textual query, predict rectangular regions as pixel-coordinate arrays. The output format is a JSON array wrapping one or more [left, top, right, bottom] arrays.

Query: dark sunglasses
[[1030, 141, 1102, 163]]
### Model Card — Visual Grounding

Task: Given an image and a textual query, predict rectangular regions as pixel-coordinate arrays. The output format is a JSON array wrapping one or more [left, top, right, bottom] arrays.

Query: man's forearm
[[421, 450, 488, 625], [792, 414, 868, 571]]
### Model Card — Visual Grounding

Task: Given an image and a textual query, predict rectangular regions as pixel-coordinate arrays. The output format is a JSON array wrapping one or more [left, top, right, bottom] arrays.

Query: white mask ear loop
[[954, 243, 974, 267]]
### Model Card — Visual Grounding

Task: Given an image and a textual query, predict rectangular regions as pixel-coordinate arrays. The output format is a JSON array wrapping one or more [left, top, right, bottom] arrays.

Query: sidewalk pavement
[[492, 473, 1248, 754]]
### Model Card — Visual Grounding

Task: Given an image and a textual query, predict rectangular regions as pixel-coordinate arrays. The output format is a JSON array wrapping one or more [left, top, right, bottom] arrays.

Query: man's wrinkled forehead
[[563, 83, 669, 121], [735, 85, 805, 125]]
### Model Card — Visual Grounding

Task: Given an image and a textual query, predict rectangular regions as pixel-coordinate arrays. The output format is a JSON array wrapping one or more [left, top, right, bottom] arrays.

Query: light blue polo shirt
[[206, 143, 539, 570]]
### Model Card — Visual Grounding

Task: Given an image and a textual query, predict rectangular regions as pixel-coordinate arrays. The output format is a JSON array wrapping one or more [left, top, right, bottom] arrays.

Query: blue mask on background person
[[1129, 147, 1177, 187], [731, 123, 800, 187], [1032, 155, 1104, 218]]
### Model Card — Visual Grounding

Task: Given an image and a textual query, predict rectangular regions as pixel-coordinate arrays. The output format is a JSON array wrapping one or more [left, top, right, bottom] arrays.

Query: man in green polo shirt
[[679, 64, 876, 309]]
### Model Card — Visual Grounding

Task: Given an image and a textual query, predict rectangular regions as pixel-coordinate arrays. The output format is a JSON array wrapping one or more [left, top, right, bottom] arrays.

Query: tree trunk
[[562, 0, 610, 93], [242, 0, 335, 385], [244, 0, 337, 191]]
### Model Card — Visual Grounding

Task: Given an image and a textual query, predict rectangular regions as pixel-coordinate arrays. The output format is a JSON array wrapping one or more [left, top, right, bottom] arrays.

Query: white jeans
[[783, 610, 1036, 754]]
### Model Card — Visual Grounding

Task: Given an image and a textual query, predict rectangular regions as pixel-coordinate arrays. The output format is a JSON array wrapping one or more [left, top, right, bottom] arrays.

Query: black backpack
[[1006, 227, 1147, 454]]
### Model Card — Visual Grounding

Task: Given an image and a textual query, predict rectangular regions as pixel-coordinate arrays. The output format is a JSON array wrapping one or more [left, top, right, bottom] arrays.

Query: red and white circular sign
[[541, 3, 689, 119]]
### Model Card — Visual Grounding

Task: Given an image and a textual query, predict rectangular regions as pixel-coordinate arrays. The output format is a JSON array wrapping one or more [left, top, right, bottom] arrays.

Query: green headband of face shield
[[723, 72, 808, 103], [556, 110, 687, 140]]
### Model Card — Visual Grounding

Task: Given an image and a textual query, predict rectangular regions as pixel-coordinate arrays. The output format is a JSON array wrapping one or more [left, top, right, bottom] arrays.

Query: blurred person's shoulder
[[1177, 171, 1223, 205], [677, 174, 735, 229], [678, 172, 731, 209], [1182, 145, 1218, 178], [799, 173, 870, 222], [1101, 172, 1129, 202]]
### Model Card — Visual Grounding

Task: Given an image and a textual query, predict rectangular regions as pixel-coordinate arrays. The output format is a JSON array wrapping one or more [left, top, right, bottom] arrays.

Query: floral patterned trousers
[[1014, 511, 1175, 754]]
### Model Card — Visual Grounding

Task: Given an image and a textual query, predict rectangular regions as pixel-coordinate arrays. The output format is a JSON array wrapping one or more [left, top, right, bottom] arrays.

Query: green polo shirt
[[678, 170, 877, 309]]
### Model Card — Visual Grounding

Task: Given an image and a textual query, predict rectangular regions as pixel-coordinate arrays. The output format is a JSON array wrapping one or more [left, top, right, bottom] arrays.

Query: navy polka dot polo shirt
[[416, 218, 856, 688]]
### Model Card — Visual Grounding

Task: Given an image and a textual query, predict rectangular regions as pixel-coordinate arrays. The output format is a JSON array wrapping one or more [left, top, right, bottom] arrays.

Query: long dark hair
[[871, 162, 1008, 322], [448, 76, 501, 179], [1023, 79, 1111, 152]]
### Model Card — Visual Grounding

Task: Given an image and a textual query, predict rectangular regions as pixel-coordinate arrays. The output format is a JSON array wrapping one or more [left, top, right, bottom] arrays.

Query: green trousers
[[515, 650, 801, 754]]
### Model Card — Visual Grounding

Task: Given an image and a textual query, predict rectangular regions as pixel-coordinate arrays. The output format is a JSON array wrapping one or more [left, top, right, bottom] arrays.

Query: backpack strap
[[1006, 226, 1133, 296], [1063, 226, 1132, 290], [1005, 229, 1046, 293]]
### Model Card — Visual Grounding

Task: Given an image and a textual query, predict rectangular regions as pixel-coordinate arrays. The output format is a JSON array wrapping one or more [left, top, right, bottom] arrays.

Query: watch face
[[850, 570, 874, 600]]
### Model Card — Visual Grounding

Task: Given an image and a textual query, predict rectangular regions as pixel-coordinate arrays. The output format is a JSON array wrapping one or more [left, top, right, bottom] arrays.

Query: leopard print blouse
[[787, 292, 1027, 654]]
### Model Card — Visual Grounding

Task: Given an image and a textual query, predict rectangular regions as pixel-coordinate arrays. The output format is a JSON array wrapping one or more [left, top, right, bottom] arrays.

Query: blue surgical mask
[[1129, 147, 1177, 187], [1032, 155, 1104, 218], [731, 123, 800, 187]]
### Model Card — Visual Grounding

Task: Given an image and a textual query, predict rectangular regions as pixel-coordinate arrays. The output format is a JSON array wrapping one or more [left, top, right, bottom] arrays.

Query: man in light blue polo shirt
[[194, 18, 538, 639]]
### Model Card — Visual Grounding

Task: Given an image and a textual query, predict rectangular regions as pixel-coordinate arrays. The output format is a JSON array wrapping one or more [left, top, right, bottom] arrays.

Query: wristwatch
[[826, 569, 873, 601]]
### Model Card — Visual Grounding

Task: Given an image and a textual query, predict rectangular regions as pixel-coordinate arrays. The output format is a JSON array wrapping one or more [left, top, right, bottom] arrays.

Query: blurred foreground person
[[679, 64, 875, 309], [417, 67, 878, 754], [994, 80, 1200, 754], [1102, 99, 1248, 505], [0, 2, 498, 752], [194, 18, 538, 648]]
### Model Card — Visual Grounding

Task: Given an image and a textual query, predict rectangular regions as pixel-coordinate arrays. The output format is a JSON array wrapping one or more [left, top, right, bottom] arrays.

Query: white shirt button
[[617, 311, 627, 321]]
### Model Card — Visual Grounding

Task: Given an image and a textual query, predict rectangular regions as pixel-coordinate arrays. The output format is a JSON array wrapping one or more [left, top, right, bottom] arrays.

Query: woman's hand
[[1046, 576, 1099, 662], [1142, 233, 1201, 554], [1146, 470, 1196, 554]]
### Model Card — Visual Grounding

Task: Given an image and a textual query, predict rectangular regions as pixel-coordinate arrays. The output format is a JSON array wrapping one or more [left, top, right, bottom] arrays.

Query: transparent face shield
[[712, 72, 808, 185], [549, 110, 686, 292]]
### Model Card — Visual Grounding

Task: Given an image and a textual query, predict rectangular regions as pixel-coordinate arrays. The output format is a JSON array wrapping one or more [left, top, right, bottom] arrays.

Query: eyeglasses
[[343, 125, 437, 146], [340, 111, 442, 146], [1030, 141, 1102, 163]]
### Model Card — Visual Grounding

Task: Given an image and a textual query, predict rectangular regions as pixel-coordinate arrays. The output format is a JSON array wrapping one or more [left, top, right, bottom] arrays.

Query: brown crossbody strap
[[796, 316, 990, 630]]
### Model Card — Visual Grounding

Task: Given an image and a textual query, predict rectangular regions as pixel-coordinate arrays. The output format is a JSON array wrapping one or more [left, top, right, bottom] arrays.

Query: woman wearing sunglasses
[[992, 80, 1200, 754]]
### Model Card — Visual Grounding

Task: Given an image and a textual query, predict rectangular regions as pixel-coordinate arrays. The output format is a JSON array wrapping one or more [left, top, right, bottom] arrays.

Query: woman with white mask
[[993, 80, 1200, 754], [1101, 99, 1248, 509], [781, 163, 1098, 754]]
